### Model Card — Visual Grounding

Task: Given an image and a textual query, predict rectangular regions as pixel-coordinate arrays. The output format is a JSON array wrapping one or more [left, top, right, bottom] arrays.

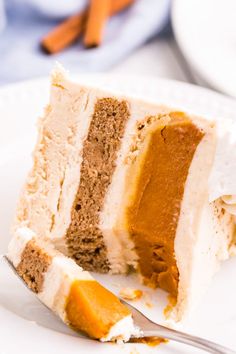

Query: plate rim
[[171, 0, 236, 98]]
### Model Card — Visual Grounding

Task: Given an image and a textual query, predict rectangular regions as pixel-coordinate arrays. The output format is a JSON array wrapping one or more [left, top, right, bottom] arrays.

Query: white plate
[[1, 74, 236, 354], [172, 0, 236, 97]]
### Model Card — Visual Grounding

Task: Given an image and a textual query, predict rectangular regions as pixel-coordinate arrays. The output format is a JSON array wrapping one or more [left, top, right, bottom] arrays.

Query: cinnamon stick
[[41, 12, 87, 54], [41, 0, 135, 54], [84, 0, 111, 48]]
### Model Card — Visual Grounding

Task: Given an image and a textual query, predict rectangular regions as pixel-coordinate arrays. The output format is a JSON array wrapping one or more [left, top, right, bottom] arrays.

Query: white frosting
[[208, 119, 236, 218], [209, 119, 236, 201], [8, 227, 35, 267], [100, 315, 140, 343], [173, 126, 235, 321]]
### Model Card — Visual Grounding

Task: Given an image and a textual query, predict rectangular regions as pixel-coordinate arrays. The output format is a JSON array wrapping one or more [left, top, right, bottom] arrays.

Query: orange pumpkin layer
[[125, 114, 204, 296], [66, 280, 131, 339]]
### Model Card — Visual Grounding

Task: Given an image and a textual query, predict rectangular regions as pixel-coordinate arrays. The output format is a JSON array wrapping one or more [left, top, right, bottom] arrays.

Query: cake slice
[[13, 65, 236, 323], [8, 227, 137, 341]]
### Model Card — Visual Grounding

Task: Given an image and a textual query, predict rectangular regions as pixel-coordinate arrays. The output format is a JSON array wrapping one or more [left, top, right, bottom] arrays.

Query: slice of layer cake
[[8, 227, 137, 341], [13, 66, 236, 323]]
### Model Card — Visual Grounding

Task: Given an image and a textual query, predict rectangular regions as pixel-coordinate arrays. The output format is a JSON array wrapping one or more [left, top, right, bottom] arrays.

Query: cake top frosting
[[208, 119, 236, 215]]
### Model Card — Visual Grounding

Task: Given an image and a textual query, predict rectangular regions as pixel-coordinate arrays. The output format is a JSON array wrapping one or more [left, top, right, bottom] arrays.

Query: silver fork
[[122, 300, 236, 354], [3, 255, 236, 354]]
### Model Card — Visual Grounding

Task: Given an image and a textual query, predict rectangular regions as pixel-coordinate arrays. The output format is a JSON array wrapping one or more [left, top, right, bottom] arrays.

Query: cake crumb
[[119, 288, 143, 301], [145, 301, 153, 309], [164, 295, 177, 318], [130, 337, 168, 347]]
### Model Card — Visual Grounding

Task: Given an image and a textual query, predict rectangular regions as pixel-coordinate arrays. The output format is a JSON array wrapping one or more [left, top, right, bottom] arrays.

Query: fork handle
[[143, 326, 236, 354]]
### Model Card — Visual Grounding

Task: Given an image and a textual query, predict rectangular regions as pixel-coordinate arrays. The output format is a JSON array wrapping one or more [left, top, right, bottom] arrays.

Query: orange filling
[[125, 113, 204, 297], [65, 280, 131, 339], [130, 337, 168, 347]]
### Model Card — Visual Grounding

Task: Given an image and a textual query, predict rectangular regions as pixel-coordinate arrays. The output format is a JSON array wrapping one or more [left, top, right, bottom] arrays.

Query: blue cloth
[[0, 0, 170, 84]]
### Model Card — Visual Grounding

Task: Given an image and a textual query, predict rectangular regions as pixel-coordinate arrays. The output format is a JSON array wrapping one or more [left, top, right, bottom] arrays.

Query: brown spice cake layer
[[125, 113, 205, 296], [17, 239, 52, 293], [66, 98, 130, 272]]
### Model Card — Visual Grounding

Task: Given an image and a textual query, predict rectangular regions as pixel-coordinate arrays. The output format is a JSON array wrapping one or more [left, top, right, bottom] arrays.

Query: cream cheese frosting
[[208, 119, 236, 215], [100, 315, 140, 343], [173, 122, 217, 321], [173, 118, 236, 321], [8, 227, 35, 267]]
